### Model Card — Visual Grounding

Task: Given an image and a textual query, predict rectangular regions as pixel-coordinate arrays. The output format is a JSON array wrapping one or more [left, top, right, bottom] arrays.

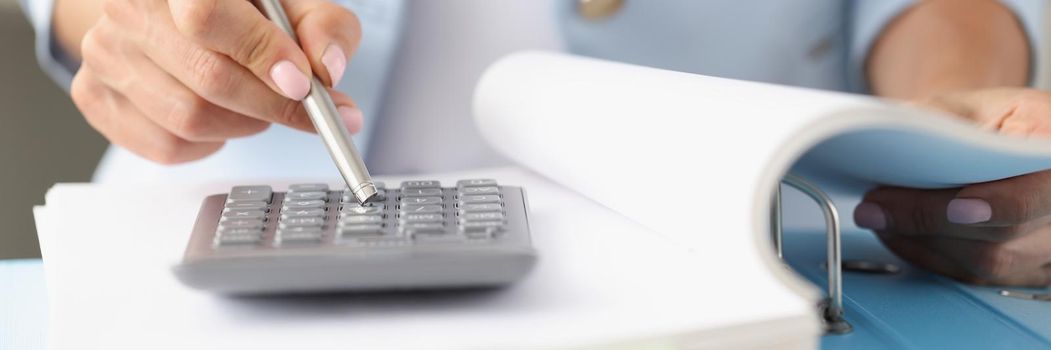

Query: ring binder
[[778, 174, 852, 334]]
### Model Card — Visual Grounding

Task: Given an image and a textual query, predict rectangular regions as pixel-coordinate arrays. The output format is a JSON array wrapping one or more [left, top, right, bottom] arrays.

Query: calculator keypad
[[211, 180, 513, 248], [214, 185, 273, 246]]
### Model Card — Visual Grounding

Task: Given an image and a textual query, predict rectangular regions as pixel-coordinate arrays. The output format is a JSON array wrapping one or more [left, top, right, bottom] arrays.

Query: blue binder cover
[[784, 229, 1051, 350]]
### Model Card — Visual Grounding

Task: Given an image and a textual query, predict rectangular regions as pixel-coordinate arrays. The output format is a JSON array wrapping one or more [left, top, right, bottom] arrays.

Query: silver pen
[[255, 0, 378, 204]]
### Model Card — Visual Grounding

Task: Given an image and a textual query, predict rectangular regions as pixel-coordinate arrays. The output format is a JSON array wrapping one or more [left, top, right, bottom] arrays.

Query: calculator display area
[[172, 180, 537, 294]]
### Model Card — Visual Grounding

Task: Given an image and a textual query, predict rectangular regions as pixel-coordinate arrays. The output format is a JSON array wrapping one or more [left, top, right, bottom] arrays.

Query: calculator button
[[218, 219, 265, 230], [215, 234, 262, 246], [459, 212, 504, 223], [275, 228, 323, 245], [458, 186, 499, 195], [338, 215, 384, 225], [401, 180, 441, 189], [459, 221, 504, 236], [339, 206, 384, 215], [228, 186, 272, 203], [280, 208, 326, 219], [283, 200, 326, 209], [224, 201, 269, 210], [221, 209, 266, 220], [457, 203, 503, 215], [457, 179, 498, 188], [337, 224, 384, 236], [400, 196, 442, 205], [289, 183, 328, 193], [341, 201, 385, 209], [401, 188, 442, 197], [399, 204, 443, 214], [401, 222, 445, 235], [217, 227, 263, 236], [457, 195, 501, 205], [279, 217, 325, 228], [399, 213, 444, 223], [285, 191, 328, 201]]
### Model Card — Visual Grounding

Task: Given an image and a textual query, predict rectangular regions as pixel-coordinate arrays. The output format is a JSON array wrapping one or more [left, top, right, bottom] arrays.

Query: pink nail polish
[[947, 198, 992, 224], [321, 45, 347, 87], [338, 106, 363, 134], [270, 60, 310, 100], [854, 202, 887, 230]]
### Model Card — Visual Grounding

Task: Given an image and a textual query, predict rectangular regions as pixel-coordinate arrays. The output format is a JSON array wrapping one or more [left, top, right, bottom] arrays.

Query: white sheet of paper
[[35, 167, 817, 350]]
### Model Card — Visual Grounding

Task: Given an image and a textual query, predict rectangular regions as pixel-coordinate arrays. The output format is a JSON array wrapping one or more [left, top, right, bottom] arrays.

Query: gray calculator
[[172, 179, 537, 294]]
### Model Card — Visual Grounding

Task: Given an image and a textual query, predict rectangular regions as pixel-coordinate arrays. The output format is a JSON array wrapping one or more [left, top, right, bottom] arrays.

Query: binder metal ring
[[777, 174, 852, 334]]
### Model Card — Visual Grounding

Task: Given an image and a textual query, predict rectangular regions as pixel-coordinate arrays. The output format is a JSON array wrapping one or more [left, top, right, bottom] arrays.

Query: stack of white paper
[[34, 167, 819, 349]]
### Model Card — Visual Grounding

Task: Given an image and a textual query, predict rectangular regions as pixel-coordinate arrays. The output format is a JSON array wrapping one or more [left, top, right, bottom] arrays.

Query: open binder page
[[473, 52, 887, 305], [473, 51, 1051, 342]]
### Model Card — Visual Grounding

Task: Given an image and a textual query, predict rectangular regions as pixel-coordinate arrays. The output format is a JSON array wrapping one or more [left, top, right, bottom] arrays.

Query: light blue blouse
[[17, 0, 1050, 182]]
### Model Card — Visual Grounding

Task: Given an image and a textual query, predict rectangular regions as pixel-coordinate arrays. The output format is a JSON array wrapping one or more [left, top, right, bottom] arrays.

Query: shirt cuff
[[18, 0, 77, 92], [1000, 0, 1047, 87]]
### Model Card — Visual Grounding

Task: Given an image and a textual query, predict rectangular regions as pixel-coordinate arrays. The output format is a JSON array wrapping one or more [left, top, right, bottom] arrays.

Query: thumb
[[910, 88, 1051, 137]]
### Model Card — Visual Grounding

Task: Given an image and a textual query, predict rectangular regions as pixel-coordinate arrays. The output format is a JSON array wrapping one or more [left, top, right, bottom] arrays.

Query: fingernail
[[947, 198, 992, 224], [321, 45, 347, 87], [854, 202, 887, 230], [270, 60, 310, 101], [338, 106, 363, 134]]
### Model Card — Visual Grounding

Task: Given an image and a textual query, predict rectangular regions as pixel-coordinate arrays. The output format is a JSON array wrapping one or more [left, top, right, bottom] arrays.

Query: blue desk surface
[[786, 230, 1051, 350], [5, 233, 1051, 349]]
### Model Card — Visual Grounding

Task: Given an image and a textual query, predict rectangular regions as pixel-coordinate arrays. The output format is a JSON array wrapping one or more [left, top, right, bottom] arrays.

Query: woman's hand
[[62, 0, 363, 163], [855, 88, 1051, 286]]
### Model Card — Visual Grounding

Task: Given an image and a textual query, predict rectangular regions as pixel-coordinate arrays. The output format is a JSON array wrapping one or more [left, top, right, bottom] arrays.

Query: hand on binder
[[856, 169, 1051, 286], [909, 88, 1051, 139]]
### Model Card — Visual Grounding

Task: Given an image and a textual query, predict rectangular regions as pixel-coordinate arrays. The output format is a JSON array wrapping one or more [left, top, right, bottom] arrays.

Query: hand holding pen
[[66, 0, 363, 164]]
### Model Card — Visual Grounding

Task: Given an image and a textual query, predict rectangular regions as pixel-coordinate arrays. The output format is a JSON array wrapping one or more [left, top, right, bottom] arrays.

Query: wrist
[[52, 0, 105, 61], [867, 0, 1029, 99]]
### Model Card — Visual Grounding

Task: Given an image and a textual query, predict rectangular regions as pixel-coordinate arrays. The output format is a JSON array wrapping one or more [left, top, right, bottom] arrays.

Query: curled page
[[472, 51, 1051, 308]]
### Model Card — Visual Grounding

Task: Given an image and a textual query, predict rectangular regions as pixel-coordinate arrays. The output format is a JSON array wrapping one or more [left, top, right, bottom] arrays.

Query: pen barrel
[[302, 79, 377, 202], [256, 0, 377, 203]]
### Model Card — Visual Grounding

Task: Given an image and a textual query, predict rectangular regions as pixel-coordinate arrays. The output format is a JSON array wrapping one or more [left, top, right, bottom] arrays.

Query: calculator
[[172, 179, 537, 294]]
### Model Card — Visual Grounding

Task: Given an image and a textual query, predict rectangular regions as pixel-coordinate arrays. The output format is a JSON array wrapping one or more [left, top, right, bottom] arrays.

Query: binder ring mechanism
[[773, 174, 853, 334]]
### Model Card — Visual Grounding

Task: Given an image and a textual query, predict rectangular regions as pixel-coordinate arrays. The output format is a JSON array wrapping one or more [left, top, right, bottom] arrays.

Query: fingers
[[878, 226, 1051, 286], [72, 68, 224, 164], [284, 0, 361, 87], [168, 0, 312, 100], [81, 20, 270, 142], [912, 88, 1051, 138], [875, 233, 980, 282], [856, 172, 1051, 241], [138, 16, 316, 132], [954, 171, 1051, 226]]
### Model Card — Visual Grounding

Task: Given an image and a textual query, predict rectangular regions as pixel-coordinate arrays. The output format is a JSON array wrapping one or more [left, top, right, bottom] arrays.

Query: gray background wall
[[0, 0, 108, 259]]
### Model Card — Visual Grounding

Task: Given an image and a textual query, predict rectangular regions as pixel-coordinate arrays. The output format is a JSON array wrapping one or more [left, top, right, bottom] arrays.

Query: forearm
[[867, 0, 1030, 99], [53, 0, 106, 60]]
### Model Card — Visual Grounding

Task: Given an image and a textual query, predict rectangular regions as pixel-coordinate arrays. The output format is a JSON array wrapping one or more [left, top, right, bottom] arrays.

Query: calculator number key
[[457, 195, 501, 206], [275, 227, 324, 245], [400, 196, 442, 206], [227, 185, 272, 204], [459, 212, 504, 224], [339, 206, 383, 215]]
